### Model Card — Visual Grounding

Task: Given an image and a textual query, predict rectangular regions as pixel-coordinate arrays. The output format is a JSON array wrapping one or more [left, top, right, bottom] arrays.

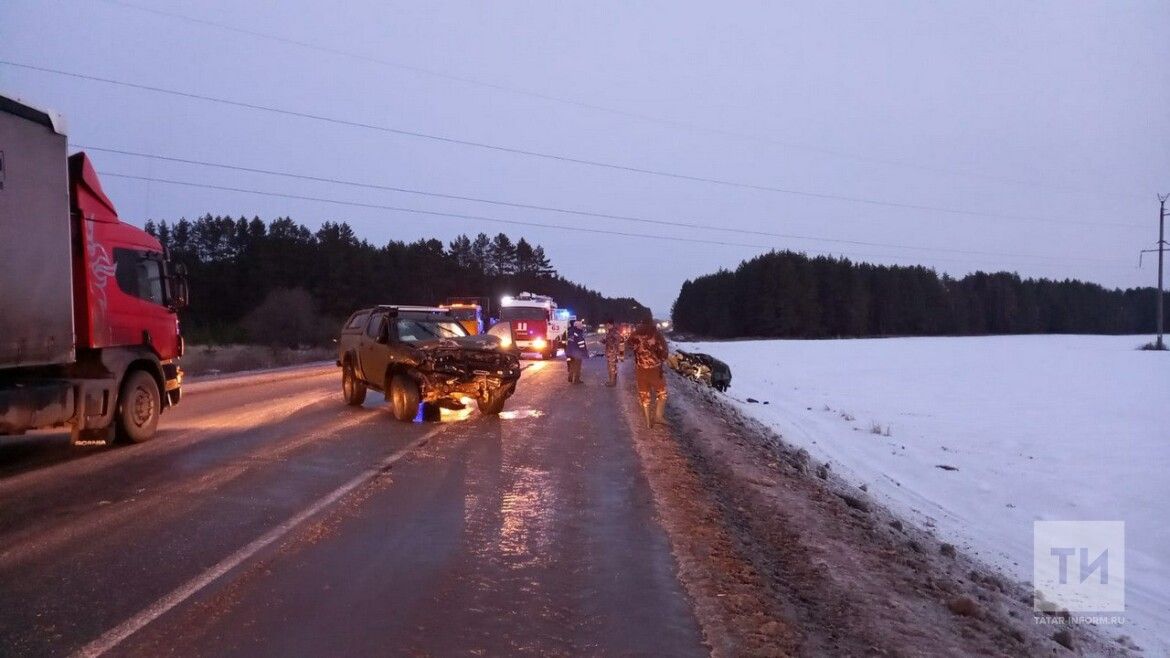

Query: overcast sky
[[3, 0, 1168, 315]]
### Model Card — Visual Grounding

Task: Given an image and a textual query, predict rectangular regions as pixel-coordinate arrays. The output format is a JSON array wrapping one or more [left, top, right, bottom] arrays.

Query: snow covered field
[[677, 335, 1168, 654]]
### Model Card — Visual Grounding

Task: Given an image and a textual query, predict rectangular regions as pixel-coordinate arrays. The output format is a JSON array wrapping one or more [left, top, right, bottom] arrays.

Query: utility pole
[[1159, 195, 1168, 350], [1146, 194, 1165, 348]]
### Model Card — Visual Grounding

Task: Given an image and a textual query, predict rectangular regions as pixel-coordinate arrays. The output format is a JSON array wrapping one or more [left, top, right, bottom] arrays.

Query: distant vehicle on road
[[441, 297, 488, 335], [498, 292, 569, 359], [0, 93, 189, 444], [337, 306, 521, 421]]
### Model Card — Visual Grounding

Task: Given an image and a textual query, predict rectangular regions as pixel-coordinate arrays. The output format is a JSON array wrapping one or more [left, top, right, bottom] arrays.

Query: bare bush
[[181, 344, 333, 376], [242, 288, 333, 348]]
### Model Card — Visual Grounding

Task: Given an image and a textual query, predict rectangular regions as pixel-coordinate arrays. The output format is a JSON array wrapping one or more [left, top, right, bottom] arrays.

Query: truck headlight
[[532, 337, 547, 349]]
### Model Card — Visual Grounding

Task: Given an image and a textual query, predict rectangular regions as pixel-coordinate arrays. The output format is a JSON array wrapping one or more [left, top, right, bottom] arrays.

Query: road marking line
[[0, 390, 336, 496], [72, 424, 448, 658], [0, 409, 380, 570]]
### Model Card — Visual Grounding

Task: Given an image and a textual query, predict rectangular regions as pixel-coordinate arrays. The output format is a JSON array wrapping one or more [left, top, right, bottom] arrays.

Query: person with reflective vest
[[565, 319, 589, 384]]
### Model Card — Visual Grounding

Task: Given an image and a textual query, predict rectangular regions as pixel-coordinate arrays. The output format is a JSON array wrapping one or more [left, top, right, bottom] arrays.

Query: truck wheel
[[477, 389, 508, 416], [342, 362, 367, 406], [116, 370, 160, 443], [388, 373, 420, 422]]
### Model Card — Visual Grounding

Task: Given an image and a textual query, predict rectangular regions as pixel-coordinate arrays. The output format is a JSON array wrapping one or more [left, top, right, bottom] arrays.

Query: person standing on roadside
[[627, 317, 669, 427], [565, 319, 589, 384], [601, 318, 624, 387]]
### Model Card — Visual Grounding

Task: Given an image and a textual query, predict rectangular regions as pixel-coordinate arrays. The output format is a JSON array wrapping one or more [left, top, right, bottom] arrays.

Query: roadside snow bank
[[677, 335, 1168, 654]]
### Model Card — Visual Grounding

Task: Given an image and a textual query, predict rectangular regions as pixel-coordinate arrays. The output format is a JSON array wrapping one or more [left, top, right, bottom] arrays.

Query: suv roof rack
[[369, 305, 449, 312]]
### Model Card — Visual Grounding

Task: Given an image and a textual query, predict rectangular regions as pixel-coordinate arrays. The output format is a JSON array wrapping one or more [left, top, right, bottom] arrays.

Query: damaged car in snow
[[669, 350, 732, 392], [337, 306, 521, 421]]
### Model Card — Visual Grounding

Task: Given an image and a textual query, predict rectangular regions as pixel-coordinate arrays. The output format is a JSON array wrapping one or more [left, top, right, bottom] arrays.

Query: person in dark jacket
[[565, 319, 589, 384], [627, 318, 669, 426]]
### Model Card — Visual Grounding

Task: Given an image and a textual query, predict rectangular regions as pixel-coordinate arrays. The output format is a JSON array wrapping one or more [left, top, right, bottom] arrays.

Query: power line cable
[[102, 172, 770, 249], [92, 0, 1145, 202], [80, 144, 1127, 264], [97, 170, 1131, 271], [1, 60, 1139, 231]]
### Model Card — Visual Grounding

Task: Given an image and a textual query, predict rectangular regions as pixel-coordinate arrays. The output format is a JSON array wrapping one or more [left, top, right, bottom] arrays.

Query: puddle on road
[[438, 399, 477, 423], [498, 408, 544, 421], [496, 464, 556, 568]]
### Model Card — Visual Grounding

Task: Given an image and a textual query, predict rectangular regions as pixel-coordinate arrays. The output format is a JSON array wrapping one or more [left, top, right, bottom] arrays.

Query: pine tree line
[[145, 215, 649, 344], [672, 250, 1168, 338]]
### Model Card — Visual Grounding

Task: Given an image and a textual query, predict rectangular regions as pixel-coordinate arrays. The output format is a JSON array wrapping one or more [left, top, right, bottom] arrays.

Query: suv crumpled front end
[[411, 337, 522, 406]]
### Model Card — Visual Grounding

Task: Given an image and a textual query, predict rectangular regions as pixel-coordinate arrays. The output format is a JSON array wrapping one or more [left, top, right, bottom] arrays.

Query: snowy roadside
[[627, 368, 1127, 656], [675, 334, 1167, 655]]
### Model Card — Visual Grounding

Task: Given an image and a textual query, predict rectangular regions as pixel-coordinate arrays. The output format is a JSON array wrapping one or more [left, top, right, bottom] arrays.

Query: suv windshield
[[500, 306, 548, 321], [396, 318, 468, 342]]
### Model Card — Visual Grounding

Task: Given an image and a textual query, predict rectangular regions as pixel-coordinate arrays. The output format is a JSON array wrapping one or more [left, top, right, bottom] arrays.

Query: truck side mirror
[[170, 277, 189, 310], [175, 283, 189, 310], [167, 262, 190, 310], [377, 323, 390, 344]]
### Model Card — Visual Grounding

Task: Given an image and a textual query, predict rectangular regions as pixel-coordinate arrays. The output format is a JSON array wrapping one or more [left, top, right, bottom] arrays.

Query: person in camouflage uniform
[[601, 318, 624, 387], [627, 318, 669, 427]]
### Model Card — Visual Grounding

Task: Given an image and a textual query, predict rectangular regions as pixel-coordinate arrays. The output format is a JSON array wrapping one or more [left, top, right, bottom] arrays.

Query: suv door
[[357, 311, 390, 385]]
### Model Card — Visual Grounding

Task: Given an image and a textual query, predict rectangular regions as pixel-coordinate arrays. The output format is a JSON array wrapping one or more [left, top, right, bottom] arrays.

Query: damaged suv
[[337, 306, 521, 421]]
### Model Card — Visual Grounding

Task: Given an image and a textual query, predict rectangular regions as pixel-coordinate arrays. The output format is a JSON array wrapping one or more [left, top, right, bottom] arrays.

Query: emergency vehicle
[[498, 293, 569, 359], [440, 298, 486, 335]]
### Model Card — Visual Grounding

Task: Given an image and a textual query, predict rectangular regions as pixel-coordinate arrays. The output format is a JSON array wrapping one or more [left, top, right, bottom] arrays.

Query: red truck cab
[[70, 153, 184, 362], [0, 94, 187, 444]]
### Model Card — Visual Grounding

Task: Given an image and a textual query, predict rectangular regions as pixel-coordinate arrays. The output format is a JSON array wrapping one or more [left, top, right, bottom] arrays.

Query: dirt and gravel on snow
[[624, 370, 1128, 657]]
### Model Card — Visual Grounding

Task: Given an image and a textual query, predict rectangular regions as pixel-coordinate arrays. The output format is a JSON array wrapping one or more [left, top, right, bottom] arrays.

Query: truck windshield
[[500, 306, 547, 321], [396, 318, 468, 342], [446, 307, 479, 321]]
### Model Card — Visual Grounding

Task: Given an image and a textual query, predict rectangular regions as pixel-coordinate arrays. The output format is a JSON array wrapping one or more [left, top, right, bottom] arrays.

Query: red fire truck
[[498, 293, 569, 360], [0, 93, 188, 444]]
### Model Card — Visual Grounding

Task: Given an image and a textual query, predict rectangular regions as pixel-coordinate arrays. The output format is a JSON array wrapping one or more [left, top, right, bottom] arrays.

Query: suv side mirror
[[377, 323, 391, 344]]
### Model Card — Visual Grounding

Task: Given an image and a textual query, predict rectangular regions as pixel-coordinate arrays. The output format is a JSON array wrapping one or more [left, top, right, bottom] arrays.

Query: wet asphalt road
[[0, 357, 705, 657]]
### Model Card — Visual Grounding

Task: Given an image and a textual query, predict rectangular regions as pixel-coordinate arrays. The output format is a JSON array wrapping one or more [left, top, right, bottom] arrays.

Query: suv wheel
[[477, 387, 509, 416], [388, 373, 420, 422], [342, 361, 367, 406]]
